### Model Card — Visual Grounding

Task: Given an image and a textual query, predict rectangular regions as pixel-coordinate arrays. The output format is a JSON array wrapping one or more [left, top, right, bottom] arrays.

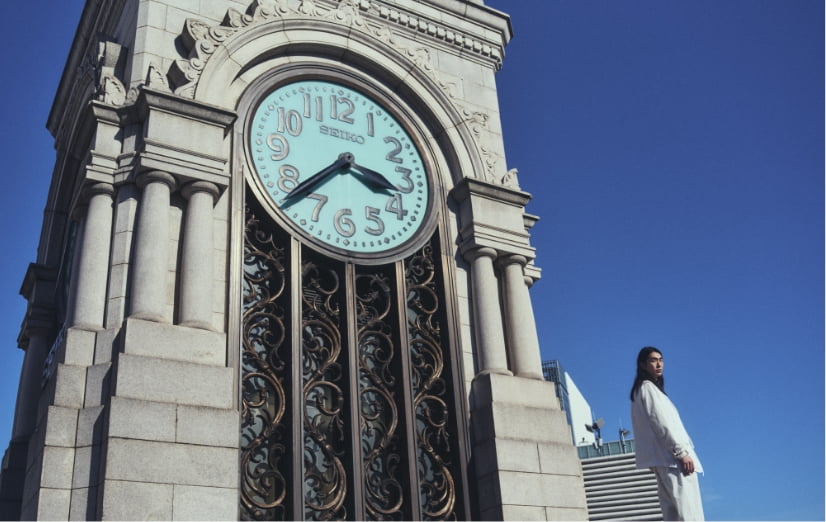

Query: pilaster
[[179, 181, 220, 330], [130, 171, 176, 323], [498, 254, 543, 379], [463, 247, 510, 376]]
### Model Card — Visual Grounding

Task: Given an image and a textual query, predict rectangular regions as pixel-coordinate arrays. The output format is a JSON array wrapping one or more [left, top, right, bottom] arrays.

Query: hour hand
[[282, 154, 349, 204], [350, 161, 397, 192]]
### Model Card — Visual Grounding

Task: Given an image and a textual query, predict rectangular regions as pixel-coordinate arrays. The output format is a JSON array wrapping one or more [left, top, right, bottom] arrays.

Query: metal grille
[[240, 200, 468, 520]]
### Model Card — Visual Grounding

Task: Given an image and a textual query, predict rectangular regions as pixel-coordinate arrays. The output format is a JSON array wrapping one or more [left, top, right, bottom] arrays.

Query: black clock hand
[[282, 154, 350, 203], [349, 161, 397, 192]]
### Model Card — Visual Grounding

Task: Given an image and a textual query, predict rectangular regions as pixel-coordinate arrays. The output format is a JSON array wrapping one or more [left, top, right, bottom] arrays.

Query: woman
[[630, 346, 705, 521]]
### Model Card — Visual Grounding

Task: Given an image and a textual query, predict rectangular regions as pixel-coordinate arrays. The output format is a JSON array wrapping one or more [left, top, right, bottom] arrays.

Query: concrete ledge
[[43, 406, 78, 447], [104, 438, 237, 488], [471, 372, 561, 411], [109, 397, 176, 443], [472, 402, 572, 444], [473, 437, 540, 476], [35, 487, 70, 520], [76, 406, 105, 446], [123, 317, 226, 366], [115, 354, 233, 408], [69, 486, 97, 520], [173, 485, 238, 520], [545, 506, 589, 520], [102, 479, 172, 520], [63, 328, 97, 367], [40, 447, 74, 489], [500, 504, 547, 521], [52, 364, 87, 409], [538, 441, 585, 477], [476, 470, 587, 512], [176, 405, 238, 448]]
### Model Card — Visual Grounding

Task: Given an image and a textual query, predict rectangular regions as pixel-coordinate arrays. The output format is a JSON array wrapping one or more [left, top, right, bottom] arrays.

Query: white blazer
[[631, 380, 703, 472]]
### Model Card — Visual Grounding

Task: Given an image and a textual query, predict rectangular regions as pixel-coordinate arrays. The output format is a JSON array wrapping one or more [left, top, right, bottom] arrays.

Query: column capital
[[461, 246, 498, 264], [181, 180, 220, 202], [136, 170, 176, 191], [73, 182, 115, 220], [83, 182, 115, 198], [496, 253, 528, 269]]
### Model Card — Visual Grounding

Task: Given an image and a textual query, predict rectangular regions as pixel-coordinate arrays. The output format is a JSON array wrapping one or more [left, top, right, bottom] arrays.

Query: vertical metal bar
[[291, 239, 304, 520], [344, 262, 365, 520], [436, 232, 474, 520], [395, 258, 423, 519], [231, 170, 246, 522]]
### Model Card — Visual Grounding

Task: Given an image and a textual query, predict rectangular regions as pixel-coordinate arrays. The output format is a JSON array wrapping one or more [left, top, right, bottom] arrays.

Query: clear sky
[[0, 1, 822, 521], [486, 1, 824, 520]]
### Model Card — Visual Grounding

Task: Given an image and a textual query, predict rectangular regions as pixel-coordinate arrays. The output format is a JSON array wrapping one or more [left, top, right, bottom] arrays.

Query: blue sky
[[0, 1, 822, 520], [486, 1, 823, 520]]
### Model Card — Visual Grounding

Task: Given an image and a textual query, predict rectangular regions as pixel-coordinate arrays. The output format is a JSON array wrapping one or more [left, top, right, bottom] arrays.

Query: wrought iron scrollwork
[[405, 240, 459, 521], [241, 199, 466, 520], [356, 270, 405, 520], [241, 208, 291, 521], [302, 254, 348, 521]]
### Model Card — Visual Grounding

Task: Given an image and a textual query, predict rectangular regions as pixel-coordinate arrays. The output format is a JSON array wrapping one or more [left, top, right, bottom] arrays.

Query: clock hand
[[282, 154, 351, 204], [349, 160, 397, 192]]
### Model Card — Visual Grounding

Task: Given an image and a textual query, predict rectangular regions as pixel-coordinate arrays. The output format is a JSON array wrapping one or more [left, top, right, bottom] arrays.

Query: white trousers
[[652, 466, 705, 521]]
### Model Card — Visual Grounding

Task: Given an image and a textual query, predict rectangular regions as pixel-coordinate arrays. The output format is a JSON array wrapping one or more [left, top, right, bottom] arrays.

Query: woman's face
[[642, 351, 664, 379]]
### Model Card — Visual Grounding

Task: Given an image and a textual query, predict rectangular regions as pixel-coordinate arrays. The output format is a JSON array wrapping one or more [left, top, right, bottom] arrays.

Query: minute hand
[[350, 161, 397, 192], [282, 155, 349, 203]]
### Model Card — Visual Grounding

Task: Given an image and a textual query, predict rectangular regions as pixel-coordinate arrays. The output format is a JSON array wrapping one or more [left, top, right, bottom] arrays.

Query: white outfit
[[631, 380, 705, 521]]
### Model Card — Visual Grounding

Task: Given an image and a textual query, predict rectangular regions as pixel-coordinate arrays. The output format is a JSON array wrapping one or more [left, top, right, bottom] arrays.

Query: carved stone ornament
[[94, 38, 127, 106], [167, 0, 511, 185]]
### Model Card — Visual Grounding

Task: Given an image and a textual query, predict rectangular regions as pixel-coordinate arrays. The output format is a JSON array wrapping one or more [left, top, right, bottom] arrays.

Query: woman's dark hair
[[630, 346, 665, 401]]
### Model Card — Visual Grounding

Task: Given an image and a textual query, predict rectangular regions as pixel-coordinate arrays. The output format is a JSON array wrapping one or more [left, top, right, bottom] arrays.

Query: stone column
[[465, 247, 510, 376], [130, 171, 175, 322], [499, 254, 544, 379], [179, 181, 219, 329], [68, 183, 114, 330]]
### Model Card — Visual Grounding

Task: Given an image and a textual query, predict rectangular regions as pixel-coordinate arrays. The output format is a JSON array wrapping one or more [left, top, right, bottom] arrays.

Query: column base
[[470, 372, 588, 520]]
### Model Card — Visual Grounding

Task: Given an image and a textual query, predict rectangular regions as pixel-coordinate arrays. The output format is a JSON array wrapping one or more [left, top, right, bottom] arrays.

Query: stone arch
[[172, 8, 492, 190]]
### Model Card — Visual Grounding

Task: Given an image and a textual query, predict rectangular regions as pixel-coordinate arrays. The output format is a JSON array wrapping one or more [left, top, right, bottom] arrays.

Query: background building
[[542, 360, 595, 447], [543, 360, 662, 519], [579, 440, 662, 521]]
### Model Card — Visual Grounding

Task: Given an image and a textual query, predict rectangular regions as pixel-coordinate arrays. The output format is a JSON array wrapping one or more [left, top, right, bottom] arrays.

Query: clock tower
[[0, 0, 587, 520]]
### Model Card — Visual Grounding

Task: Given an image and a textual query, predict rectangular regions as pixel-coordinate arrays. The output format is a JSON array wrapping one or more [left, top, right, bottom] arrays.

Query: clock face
[[248, 79, 431, 258]]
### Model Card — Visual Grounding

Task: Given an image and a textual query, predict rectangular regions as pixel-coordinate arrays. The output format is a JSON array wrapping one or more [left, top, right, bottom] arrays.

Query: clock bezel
[[242, 67, 439, 265]]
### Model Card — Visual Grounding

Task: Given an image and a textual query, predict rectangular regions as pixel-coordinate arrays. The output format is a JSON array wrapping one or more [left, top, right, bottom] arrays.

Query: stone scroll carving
[[94, 37, 127, 106], [167, 0, 513, 186]]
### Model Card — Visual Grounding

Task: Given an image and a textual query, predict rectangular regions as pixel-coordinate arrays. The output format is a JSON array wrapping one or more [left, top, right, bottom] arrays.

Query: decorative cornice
[[83, 0, 513, 187], [168, 0, 503, 100]]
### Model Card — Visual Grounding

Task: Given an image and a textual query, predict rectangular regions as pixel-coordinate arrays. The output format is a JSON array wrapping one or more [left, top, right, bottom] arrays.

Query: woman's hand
[[680, 455, 695, 476]]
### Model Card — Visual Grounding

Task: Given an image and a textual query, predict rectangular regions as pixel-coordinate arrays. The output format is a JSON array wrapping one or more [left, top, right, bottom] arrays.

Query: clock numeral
[[306, 193, 328, 222], [303, 93, 323, 121], [384, 136, 403, 164], [266, 133, 289, 161], [364, 206, 385, 236], [366, 112, 375, 137], [277, 107, 302, 136], [336, 96, 355, 124], [385, 193, 408, 220], [277, 164, 300, 193], [334, 208, 356, 237], [301, 94, 357, 125], [394, 166, 414, 194]]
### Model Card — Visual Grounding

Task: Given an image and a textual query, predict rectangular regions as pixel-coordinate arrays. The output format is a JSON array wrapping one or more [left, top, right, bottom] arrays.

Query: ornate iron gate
[[240, 199, 468, 520]]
